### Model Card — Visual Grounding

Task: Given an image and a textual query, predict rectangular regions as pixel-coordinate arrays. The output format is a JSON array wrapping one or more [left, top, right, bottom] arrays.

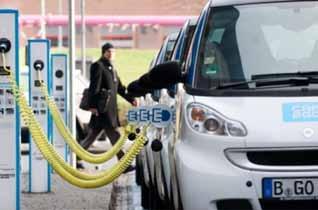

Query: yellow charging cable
[[35, 68, 133, 164], [1, 52, 147, 187], [27, 104, 147, 183], [27, 102, 147, 187]]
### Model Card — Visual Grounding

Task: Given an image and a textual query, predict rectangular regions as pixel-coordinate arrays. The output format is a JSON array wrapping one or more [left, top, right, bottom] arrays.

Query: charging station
[[51, 54, 68, 161], [0, 9, 20, 210], [27, 39, 51, 193]]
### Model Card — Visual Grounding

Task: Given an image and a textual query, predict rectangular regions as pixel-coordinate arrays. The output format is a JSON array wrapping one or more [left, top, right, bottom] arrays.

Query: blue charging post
[[27, 39, 51, 193], [51, 54, 68, 161], [0, 9, 20, 210]]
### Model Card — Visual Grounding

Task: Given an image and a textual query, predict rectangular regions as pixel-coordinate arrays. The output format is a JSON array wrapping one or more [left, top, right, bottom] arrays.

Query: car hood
[[194, 96, 318, 148]]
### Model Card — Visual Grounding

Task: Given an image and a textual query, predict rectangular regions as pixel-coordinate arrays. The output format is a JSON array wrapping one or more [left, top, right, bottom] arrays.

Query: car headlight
[[186, 103, 247, 137]]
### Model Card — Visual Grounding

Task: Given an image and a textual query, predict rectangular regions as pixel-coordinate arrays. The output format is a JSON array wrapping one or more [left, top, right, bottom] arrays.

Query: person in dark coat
[[78, 43, 136, 170]]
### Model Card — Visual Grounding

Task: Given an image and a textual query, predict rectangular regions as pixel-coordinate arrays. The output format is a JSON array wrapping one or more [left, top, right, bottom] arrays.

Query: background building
[[1, 0, 206, 48]]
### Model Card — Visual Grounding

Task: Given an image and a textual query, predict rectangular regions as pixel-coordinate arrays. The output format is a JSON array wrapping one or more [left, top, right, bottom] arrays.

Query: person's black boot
[[76, 161, 85, 169]]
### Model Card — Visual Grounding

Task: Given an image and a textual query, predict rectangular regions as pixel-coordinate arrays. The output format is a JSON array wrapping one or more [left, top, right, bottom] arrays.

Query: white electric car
[[153, 17, 198, 208], [169, 0, 318, 210], [136, 32, 179, 209]]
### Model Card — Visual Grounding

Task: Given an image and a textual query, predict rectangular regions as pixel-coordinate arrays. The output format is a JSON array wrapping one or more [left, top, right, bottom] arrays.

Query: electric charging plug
[[151, 139, 162, 152], [135, 128, 141, 134], [55, 69, 64, 78], [128, 133, 137, 141], [33, 60, 44, 71], [0, 38, 11, 53]]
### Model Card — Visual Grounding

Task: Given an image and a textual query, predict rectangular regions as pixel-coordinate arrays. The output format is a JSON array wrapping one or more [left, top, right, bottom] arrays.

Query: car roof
[[189, 17, 198, 26], [210, 0, 299, 7], [168, 32, 179, 41]]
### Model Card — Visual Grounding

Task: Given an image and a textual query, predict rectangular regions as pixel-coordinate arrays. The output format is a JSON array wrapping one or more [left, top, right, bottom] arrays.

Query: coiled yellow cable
[[25, 92, 147, 182], [28, 106, 147, 184], [35, 66, 132, 164], [28, 115, 143, 181], [1, 52, 147, 187], [27, 103, 147, 187]]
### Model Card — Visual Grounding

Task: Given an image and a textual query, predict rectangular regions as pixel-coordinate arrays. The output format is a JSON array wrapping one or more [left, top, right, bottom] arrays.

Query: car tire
[[141, 172, 150, 209], [149, 170, 169, 210], [169, 183, 175, 210], [170, 181, 183, 210], [159, 165, 170, 209], [149, 181, 161, 210], [135, 154, 142, 186]]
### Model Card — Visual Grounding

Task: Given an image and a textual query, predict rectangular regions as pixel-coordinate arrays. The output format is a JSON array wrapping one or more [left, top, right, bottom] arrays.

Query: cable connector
[[0, 38, 11, 53], [33, 60, 44, 71], [128, 133, 137, 141], [135, 128, 141, 134], [151, 139, 162, 152]]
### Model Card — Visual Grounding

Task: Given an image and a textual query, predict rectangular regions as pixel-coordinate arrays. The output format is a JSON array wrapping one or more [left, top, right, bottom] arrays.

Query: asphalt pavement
[[21, 140, 142, 210]]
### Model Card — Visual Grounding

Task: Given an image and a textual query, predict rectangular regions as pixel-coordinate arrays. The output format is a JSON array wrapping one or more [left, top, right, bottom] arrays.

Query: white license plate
[[263, 178, 318, 200]]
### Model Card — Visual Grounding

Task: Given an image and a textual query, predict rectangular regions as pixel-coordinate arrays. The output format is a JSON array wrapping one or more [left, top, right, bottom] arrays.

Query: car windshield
[[194, 1, 318, 89]]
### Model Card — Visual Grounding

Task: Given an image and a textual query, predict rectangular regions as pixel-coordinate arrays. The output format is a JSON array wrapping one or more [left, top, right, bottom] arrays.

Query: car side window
[[201, 28, 225, 78], [195, 6, 243, 89]]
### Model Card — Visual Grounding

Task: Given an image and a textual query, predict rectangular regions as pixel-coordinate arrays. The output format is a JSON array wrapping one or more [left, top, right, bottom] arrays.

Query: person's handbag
[[79, 61, 111, 113], [97, 88, 111, 114], [79, 88, 90, 111]]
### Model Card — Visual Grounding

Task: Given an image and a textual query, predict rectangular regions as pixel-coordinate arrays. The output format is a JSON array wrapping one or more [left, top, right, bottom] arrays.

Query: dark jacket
[[87, 57, 134, 129], [127, 61, 183, 99]]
